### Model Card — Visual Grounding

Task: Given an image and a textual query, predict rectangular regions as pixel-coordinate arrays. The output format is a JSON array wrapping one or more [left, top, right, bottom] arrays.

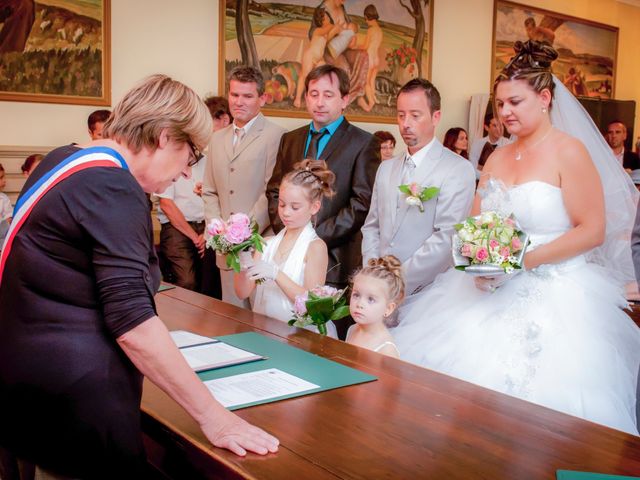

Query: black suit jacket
[[623, 150, 640, 171], [267, 119, 380, 286]]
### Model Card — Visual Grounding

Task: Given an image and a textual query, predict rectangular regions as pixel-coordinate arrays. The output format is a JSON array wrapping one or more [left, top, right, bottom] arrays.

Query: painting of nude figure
[[0, 0, 110, 105], [221, 0, 432, 123], [493, 1, 618, 99]]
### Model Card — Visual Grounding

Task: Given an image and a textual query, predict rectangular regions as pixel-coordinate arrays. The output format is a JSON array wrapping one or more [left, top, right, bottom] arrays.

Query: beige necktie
[[233, 127, 245, 153]]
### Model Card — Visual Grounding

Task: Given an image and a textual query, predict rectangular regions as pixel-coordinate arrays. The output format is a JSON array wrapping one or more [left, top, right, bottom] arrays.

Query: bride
[[392, 40, 640, 435]]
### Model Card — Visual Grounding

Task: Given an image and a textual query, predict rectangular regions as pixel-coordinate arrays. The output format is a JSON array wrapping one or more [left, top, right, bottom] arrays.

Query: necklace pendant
[[515, 152, 522, 161]]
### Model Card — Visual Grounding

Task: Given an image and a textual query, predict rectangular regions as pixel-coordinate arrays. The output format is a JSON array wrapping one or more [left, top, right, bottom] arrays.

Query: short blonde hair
[[103, 74, 212, 153]]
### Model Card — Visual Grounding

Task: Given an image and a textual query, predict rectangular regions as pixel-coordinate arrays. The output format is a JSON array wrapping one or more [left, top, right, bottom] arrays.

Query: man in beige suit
[[203, 66, 286, 307]]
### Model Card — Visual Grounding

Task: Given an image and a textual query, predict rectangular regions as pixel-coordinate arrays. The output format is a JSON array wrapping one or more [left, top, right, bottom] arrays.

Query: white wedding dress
[[253, 222, 338, 338], [392, 180, 640, 435]]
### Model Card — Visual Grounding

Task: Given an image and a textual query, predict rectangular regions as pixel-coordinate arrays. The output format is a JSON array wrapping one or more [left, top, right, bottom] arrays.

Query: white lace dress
[[392, 180, 640, 435], [252, 222, 337, 338]]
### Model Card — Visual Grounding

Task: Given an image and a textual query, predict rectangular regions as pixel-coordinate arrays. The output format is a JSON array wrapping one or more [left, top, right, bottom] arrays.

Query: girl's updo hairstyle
[[493, 40, 558, 108], [283, 159, 336, 202], [354, 255, 405, 304]]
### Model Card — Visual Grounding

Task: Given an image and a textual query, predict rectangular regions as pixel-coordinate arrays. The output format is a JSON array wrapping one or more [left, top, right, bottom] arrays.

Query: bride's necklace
[[514, 127, 553, 161]]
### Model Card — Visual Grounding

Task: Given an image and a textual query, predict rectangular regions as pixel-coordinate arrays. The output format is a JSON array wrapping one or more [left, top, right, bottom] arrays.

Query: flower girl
[[234, 159, 337, 336], [347, 256, 404, 357]]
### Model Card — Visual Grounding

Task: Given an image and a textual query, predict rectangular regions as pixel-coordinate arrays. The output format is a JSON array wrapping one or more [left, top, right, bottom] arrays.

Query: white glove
[[247, 259, 279, 282], [238, 250, 255, 271], [474, 270, 521, 293]]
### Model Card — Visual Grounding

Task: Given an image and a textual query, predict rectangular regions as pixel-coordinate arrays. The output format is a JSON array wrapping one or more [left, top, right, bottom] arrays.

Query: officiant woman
[[0, 74, 278, 480]]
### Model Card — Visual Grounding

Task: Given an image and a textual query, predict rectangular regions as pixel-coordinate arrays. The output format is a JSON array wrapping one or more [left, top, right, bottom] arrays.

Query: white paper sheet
[[204, 368, 320, 408], [170, 330, 217, 348], [180, 342, 263, 372]]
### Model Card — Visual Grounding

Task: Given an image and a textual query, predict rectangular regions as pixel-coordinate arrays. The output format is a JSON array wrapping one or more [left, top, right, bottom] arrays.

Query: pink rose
[[224, 222, 251, 244], [228, 213, 250, 228], [499, 246, 511, 257], [293, 293, 308, 315], [409, 183, 420, 196], [475, 247, 488, 262], [489, 239, 499, 249], [312, 285, 338, 298], [207, 218, 225, 236], [488, 222, 495, 229], [511, 237, 522, 250], [504, 218, 515, 227], [461, 243, 473, 257]]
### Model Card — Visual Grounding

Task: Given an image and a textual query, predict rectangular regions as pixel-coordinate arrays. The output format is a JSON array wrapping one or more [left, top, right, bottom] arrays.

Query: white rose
[[406, 196, 423, 208], [480, 212, 494, 224]]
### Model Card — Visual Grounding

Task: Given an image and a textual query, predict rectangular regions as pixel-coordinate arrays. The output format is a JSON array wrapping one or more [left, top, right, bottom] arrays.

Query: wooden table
[[142, 287, 640, 479]]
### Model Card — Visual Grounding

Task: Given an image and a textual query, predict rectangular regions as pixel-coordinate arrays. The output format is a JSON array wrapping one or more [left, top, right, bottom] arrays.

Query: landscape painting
[[0, 0, 110, 105], [221, 0, 432, 123], [493, 0, 618, 99]]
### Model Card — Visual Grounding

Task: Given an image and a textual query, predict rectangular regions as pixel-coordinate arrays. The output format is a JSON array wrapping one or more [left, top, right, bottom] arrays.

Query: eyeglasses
[[187, 140, 204, 167]]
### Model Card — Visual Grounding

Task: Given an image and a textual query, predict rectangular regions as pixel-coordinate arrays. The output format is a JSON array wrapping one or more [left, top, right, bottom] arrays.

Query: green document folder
[[197, 332, 377, 410], [557, 470, 640, 480]]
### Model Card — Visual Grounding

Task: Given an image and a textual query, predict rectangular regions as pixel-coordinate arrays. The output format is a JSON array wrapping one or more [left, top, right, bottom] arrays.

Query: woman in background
[[443, 127, 469, 159]]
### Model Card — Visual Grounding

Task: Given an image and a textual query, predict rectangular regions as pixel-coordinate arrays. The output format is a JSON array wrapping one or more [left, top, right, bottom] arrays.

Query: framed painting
[[220, 0, 432, 124], [0, 0, 111, 106], [493, 0, 618, 99]]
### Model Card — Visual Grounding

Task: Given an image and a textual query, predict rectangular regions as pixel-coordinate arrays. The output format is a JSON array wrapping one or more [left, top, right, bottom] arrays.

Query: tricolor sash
[[0, 146, 129, 286]]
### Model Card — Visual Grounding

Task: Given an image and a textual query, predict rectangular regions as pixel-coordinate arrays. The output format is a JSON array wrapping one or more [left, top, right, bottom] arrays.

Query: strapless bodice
[[481, 180, 571, 249]]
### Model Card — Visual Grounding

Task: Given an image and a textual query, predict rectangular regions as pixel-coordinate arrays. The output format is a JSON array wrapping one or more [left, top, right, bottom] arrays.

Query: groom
[[362, 78, 476, 298]]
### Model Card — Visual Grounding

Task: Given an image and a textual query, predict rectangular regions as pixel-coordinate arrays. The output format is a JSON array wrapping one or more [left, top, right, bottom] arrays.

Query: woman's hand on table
[[201, 410, 279, 456]]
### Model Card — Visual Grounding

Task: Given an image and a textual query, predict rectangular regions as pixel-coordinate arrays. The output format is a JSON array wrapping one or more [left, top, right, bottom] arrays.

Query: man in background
[[606, 120, 640, 171], [203, 66, 285, 307], [267, 65, 379, 338], [469, 114, 510, 175]]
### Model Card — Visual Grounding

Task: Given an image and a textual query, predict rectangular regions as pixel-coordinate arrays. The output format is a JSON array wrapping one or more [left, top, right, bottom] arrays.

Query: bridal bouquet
[[206, 213, 265, 273], [289, 286, 350, 336], [452, 211, 528, 275]]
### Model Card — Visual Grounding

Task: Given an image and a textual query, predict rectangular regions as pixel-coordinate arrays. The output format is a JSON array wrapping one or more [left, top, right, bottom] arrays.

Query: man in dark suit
[[266, 65, 379, 337], [606, 120, 640, 171]]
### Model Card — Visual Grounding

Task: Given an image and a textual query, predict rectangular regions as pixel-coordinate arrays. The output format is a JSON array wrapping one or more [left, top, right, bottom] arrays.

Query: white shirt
[[232, 115, 259, 146], [614, 148, 624, 166], [0, 192, 11, 221], [156, 158, 206, 224], [405, 137, 437, 170]]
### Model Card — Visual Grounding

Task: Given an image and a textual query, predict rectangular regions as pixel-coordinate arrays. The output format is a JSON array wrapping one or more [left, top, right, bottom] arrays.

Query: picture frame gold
[[219, 0, 433, 124], [0, 0, 111, 106]]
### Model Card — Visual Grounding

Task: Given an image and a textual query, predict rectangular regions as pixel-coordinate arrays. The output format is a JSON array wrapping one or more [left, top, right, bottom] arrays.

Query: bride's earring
[[541, 106, 548, 113]]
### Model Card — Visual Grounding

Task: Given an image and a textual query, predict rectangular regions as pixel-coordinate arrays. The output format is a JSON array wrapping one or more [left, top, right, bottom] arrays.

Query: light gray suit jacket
[[362, 140, 476, 296], [203, 113, 285, 234]]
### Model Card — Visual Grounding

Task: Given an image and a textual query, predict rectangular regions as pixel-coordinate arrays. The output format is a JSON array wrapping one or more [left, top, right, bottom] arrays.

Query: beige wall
[[0, 0, 639, 149]]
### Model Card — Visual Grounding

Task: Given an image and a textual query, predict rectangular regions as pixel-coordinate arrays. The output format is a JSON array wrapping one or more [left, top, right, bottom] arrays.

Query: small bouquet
[[289, 286, 350, 336], [452, 211, 529, 276], [398, 182, 439, 213], [206, 213, 265, 273]]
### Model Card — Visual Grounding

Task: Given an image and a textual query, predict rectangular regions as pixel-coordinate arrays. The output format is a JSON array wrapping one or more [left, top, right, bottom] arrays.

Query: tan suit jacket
[[203, 113, 285, 234]]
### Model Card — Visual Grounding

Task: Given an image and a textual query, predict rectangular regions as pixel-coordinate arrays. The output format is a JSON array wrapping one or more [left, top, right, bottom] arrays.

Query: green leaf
[[454, 223, 463, 231], [228, 253, 241, 273], [287, 319, 296, 326], [454, 265, 467, 271], [398, 185, 411, 195], [419, 186, 440, 202], [330, 305, 350, 320]]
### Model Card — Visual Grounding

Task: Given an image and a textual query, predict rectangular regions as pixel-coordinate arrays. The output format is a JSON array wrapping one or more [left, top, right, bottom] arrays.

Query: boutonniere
[[398, 182, 440, 213]]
